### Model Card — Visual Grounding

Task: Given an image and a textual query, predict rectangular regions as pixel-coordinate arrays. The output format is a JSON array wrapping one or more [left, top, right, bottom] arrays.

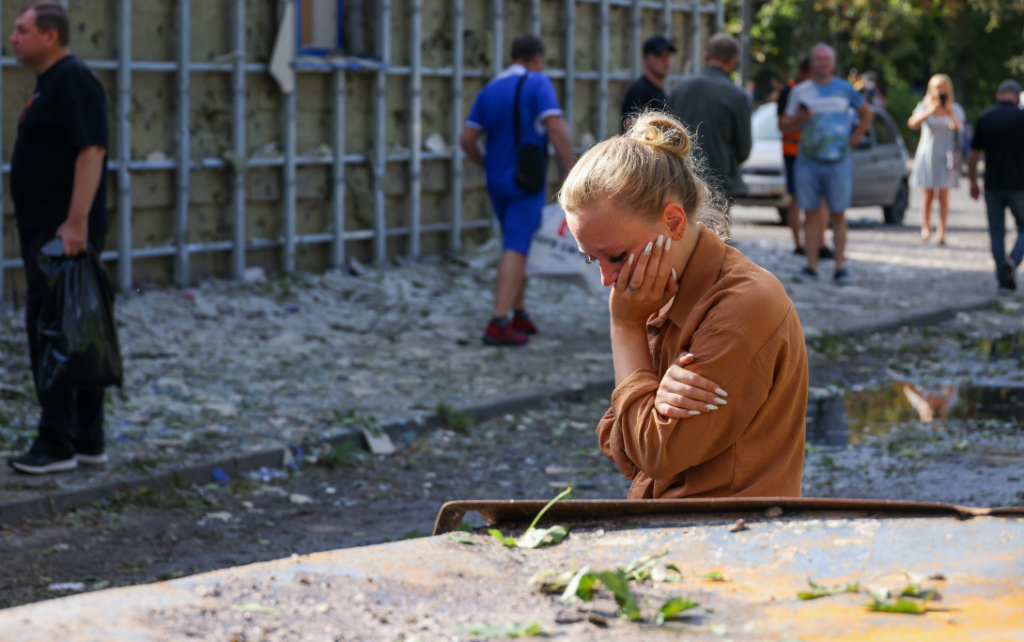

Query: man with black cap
[[969, 79, 1024, 293], [621, 35, 676, 129]]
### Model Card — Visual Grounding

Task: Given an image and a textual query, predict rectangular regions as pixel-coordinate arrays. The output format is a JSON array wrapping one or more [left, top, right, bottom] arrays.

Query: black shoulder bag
[[512, 73, 549, 193]]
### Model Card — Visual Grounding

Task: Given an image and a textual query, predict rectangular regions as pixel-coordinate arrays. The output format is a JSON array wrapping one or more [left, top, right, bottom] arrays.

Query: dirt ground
[[3, 306, 1024, 610]]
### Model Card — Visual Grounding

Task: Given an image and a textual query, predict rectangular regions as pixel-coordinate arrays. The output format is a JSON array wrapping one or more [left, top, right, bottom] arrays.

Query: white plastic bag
[[526, 202, 610, 298]]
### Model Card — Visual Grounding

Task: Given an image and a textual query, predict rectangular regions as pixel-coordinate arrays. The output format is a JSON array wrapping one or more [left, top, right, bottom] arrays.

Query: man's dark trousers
[[18, 226, 107, 460], [983, 189, 1024, 282]]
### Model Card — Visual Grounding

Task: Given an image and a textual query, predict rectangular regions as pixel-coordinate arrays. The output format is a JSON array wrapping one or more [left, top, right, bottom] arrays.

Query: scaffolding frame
[[0, 0, 722, 297]]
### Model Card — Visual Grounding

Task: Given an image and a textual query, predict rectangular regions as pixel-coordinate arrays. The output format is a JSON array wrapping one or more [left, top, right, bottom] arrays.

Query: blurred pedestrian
[[6, 2, 111, 474], [968, 79, 1024, 293], [908, 74, 964, 245], [777, 56, 828, 258], [780, 43, 872, 286], [621, 35, 675, 130], [668, 34, 752, 200], [859, 71, 886, 109], [559, 112, 807, 499], [459, 34, 575, 346]]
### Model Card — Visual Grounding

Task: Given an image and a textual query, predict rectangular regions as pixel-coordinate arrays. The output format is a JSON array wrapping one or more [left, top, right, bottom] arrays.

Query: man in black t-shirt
[[968, 79, 1024, 293], [621, 36, 676, 130], [7, 2, 111, 475]]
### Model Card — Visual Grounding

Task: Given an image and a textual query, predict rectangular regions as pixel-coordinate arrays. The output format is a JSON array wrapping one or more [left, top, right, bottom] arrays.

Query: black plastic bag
[[35, 239, 123, 392]]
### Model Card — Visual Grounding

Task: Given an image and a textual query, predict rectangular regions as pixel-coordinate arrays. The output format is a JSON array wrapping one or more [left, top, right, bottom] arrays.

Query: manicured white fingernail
[[671, 268, 677, 281], [715, 388, 729, 397], [706, 404, 718, 411], [656, 234, 664, 249], [665, 238, 672, 252], [643, 242, 653, 256], [627, 253, 634, 265], [714, 397, 728, 405], [688, 410, 701, 416]]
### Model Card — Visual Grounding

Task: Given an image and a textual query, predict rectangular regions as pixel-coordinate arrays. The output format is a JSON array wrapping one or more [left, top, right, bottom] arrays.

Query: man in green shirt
[[667, 34, 752, 198]]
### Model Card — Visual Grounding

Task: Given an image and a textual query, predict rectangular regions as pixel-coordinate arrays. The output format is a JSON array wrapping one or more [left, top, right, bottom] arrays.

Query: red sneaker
[[482, 321, 529, 346], [511, 313, 538, 335]]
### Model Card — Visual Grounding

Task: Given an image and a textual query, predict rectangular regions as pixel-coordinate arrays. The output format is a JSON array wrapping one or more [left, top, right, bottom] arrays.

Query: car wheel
[[777, 207, 788, 226], [883, 180, 908, 225]]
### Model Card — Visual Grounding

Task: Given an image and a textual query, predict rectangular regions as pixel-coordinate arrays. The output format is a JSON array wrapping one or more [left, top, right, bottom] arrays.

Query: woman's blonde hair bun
[[628, 111, 692, 160]]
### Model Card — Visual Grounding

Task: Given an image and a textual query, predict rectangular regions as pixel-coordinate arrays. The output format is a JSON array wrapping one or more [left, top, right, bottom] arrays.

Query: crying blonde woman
[[559, 112, 808, 499]]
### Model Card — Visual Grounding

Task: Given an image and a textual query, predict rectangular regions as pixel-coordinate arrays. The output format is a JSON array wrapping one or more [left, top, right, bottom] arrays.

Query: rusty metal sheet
[[1, 502, 1022, 640]]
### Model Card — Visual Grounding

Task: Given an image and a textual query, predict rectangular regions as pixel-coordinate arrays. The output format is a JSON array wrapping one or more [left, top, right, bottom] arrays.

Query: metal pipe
[[564, 0, 575, 140], [116, 0, 133, 292], [331, 69, 346, 269], [372, 0, 392, 265], [0, 6, 5, 300], [663, 0, 671, 37], [598, 0, 609, 140], [450, 0, 465, 254], [409, 0, 423, 260], [282, 91, 297, 273], [0, 221, 494, 271], [530, 0, 540, 35], [231, 0, 247, 280], [740, 0, 752, 87], [493, 0, 503, 76], [174, 0, 191, 287], [691, 0, 701, 76], [631, 0, 641, 79]]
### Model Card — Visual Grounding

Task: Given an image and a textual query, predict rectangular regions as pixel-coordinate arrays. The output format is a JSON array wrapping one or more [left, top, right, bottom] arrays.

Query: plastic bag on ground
[[526, 202, 610, 298], [35, 239, 124, 392]]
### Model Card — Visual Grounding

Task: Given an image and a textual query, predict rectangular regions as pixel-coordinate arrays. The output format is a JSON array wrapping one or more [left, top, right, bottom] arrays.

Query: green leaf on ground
[[596, 569, 641, 621], [797, 578, 860, 600], [700, 571, 726, 582], [868, 597, 930, 614], [457, 621, 545, 638], [457, 521, 473, 531], [231, 603, 281, 617], [560, 567, 597, 605], [623, 548, 669, 581], [448, 533, 475, 545], [530, 568, 576, 594], [654, 596, 700, 624], [437, 401, 475, 434], [517, 525, 569, 549], [651, 565, 684, 583], [489, 528, 517, 548]]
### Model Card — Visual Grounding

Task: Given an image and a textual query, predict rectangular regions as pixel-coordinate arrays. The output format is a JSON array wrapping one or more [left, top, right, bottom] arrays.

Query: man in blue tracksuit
[[459, 35, 575, 346]]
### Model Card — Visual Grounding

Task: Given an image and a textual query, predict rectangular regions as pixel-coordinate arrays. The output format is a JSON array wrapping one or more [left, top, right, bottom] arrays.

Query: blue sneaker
[[794, 266, 819, 282], [834, 268, 854, 286]]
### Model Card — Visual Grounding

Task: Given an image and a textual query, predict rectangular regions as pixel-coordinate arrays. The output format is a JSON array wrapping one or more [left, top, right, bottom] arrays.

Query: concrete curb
[[0, 297, 1000, 526]]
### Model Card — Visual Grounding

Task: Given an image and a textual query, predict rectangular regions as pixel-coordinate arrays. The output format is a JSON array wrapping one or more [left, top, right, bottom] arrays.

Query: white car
[[734, 102, 911, 225]]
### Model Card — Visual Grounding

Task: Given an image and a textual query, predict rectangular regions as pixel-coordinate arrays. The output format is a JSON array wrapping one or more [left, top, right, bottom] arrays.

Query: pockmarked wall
[[0, 0, 721, 301]]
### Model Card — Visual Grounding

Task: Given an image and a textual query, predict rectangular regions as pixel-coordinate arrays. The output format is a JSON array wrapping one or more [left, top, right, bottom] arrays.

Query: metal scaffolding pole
[[373, 0, 392, 265], [409, 0, 423, 259], [331, 69, 347, 269], [662, 0, 672, 37], [530, 0, 540, 35], [493, 0, 503, 76], [450, 0, 465, 254], [231, 0, 247, 279], [691, 0, 701, 76], [717, 0, 725, 32], [631, 0, 642, 78], [282, 91, 297, 273], [0, 6, 5, 300], [598, 0, 610, 140], [173, 0, 191, 287], [116, 0, 133, 292], [565, 0, 575, 139], [740, 0, 751, 87]]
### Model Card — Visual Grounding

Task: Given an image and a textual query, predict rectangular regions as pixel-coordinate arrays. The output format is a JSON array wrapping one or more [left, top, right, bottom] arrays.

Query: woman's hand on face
[[654, 353, 729, 419], [608, 233, 679, 330]]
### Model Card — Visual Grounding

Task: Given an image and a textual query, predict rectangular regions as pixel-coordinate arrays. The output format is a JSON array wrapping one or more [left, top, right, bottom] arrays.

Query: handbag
[[512, 73, 548, 193]]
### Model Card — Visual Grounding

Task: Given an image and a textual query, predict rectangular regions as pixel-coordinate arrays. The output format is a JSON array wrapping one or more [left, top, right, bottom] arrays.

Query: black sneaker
[[8, 452, 78, 475], [1000, 264, 1017, 292], [818, 246, 835, 260], [76, 452, 109, 466], [793, 247, 806, 256]]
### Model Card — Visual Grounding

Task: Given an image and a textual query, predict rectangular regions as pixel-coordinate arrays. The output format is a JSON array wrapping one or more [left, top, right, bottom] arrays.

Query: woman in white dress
[[908, 74, 965, 246]]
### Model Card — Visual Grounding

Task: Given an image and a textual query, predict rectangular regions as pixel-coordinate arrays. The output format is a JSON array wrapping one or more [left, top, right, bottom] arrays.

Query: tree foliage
[[726, 0, 1024, 131]]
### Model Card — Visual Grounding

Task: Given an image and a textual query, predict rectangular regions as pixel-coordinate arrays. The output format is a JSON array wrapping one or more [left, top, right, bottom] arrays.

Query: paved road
[[730, 180, 1016, 337]]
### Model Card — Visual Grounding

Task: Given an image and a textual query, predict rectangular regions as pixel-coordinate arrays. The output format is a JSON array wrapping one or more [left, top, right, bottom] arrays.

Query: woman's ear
[[662, 202, 688, 239]]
